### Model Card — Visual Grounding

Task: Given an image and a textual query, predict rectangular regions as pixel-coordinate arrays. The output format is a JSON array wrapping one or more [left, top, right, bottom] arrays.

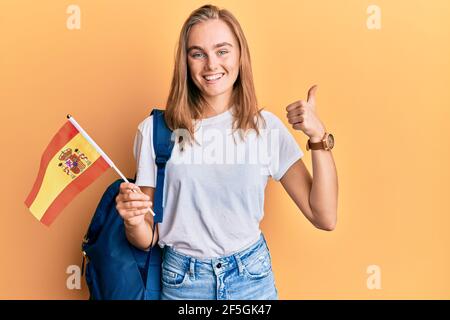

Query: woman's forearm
[[124, 219, 154, 251], [309, 147, 338, 230]]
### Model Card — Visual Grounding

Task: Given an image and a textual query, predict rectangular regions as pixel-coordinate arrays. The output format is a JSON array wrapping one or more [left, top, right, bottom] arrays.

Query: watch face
[[327, 134, 334, 149]]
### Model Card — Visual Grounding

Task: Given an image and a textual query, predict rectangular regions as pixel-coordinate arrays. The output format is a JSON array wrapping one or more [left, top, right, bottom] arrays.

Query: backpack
[[81, 108, 174, 300]]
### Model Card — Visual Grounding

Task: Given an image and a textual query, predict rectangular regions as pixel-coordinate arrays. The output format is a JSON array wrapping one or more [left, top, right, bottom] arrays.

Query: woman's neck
[[202, 91, 233, 118]]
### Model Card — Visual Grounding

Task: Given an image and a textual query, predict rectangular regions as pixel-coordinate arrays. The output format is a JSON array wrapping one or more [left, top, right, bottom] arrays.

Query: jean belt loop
[[189, 258, 196, 280], [234, 253, 244, 276]]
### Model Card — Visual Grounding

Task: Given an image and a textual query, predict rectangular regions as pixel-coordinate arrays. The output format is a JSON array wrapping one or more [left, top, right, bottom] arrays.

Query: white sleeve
[[268, 113, 304, 181], [133, 116, 156, 188]]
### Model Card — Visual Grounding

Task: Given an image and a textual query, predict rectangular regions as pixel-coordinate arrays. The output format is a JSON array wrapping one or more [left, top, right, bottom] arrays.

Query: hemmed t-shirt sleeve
[[133, 116, 156, 188], [268, 113, 304, 181]]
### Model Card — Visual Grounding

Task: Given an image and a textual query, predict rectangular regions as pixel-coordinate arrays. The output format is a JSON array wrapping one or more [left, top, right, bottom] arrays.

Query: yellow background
[[1, 0, 449, 299]]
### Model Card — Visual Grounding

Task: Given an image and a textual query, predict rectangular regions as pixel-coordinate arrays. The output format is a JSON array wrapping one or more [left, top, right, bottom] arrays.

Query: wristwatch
[[306, 132, 334, 151]]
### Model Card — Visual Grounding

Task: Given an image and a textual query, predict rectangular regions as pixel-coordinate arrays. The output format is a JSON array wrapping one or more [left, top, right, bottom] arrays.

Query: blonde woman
[[116, 4, 338, 300]]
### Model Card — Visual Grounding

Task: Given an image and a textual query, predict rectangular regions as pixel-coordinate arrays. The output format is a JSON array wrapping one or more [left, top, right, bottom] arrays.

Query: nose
[[206, 55, 219, 71]]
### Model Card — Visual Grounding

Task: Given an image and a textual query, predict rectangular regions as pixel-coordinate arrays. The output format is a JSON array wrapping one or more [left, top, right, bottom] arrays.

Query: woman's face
[[187, 19, 240, 101]]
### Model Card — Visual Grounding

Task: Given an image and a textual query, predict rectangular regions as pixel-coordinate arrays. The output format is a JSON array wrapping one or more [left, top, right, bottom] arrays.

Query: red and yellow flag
[[24, 116, 112, 226]]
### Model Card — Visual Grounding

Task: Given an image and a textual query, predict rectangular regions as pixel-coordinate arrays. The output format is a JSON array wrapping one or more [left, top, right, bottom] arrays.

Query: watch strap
[[307, 132, 328, 151], [307, 140, 325, 150]]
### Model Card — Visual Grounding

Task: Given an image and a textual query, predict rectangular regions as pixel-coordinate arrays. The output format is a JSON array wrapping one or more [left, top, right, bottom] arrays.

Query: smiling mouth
[[202, 73, 225, 82]]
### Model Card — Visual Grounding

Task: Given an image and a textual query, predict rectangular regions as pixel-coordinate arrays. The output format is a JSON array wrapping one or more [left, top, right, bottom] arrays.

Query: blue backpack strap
[[150, 108, 174, 223], [142, 108, 174, 294]]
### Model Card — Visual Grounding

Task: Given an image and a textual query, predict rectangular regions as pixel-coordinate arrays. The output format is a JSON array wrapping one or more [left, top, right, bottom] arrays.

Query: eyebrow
[[187, 42, 233, 53]]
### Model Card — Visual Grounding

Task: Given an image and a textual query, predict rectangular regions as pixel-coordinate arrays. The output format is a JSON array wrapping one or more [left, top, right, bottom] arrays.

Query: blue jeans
[[160, 233, 279, 300]]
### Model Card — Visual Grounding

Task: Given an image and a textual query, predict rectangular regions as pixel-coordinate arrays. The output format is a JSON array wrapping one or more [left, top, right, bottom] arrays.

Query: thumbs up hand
[[286, 85, 327, 142]]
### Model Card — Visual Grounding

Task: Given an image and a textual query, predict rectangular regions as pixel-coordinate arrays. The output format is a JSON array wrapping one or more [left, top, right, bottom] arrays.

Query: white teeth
[[204, 73, 224, 81]]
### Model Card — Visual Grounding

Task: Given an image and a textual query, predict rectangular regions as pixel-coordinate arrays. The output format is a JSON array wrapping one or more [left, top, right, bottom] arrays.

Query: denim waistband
[[162, 233, 270, 277]]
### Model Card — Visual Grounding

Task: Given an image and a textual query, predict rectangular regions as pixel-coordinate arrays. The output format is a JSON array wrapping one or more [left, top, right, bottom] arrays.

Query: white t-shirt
[[133, 107, 304, 259]]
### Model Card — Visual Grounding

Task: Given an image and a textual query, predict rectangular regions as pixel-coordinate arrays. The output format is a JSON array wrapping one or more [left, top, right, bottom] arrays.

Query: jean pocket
[[242, 250, 272, 280], [161, 264, 188, 288]]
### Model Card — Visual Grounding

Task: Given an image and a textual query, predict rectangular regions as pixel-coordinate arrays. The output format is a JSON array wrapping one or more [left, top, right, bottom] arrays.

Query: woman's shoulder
[[137, 114, 154, 133], [258, 108, 285, 128]]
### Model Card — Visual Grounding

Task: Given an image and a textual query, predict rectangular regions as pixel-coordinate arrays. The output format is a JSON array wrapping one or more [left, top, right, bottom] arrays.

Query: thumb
[[307, 84, 318, 107]]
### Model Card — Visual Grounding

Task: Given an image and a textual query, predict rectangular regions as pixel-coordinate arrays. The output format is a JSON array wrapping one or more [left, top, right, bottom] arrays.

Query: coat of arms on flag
[[58, 147, 91, 177]]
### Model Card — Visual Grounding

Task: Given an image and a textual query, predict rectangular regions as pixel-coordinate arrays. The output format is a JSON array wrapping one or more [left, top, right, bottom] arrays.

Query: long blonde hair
[[164, 4, 266, 146]]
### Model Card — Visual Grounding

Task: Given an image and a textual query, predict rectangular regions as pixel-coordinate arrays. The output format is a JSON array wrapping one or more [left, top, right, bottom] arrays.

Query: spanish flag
[[24, 115, 113, 226]]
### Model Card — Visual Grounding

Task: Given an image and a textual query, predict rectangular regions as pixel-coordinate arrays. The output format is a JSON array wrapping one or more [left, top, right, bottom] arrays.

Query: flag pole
[[66, 114, 155, 217]]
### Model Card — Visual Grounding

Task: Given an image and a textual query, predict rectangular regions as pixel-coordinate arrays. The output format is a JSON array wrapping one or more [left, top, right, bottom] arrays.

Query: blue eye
[[218, 50, 228, 56], [192, 52, 205, 58]]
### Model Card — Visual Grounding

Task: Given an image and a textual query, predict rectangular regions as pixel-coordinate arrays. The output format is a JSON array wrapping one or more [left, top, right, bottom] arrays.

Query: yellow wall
[[1, 0, 449, 299]]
